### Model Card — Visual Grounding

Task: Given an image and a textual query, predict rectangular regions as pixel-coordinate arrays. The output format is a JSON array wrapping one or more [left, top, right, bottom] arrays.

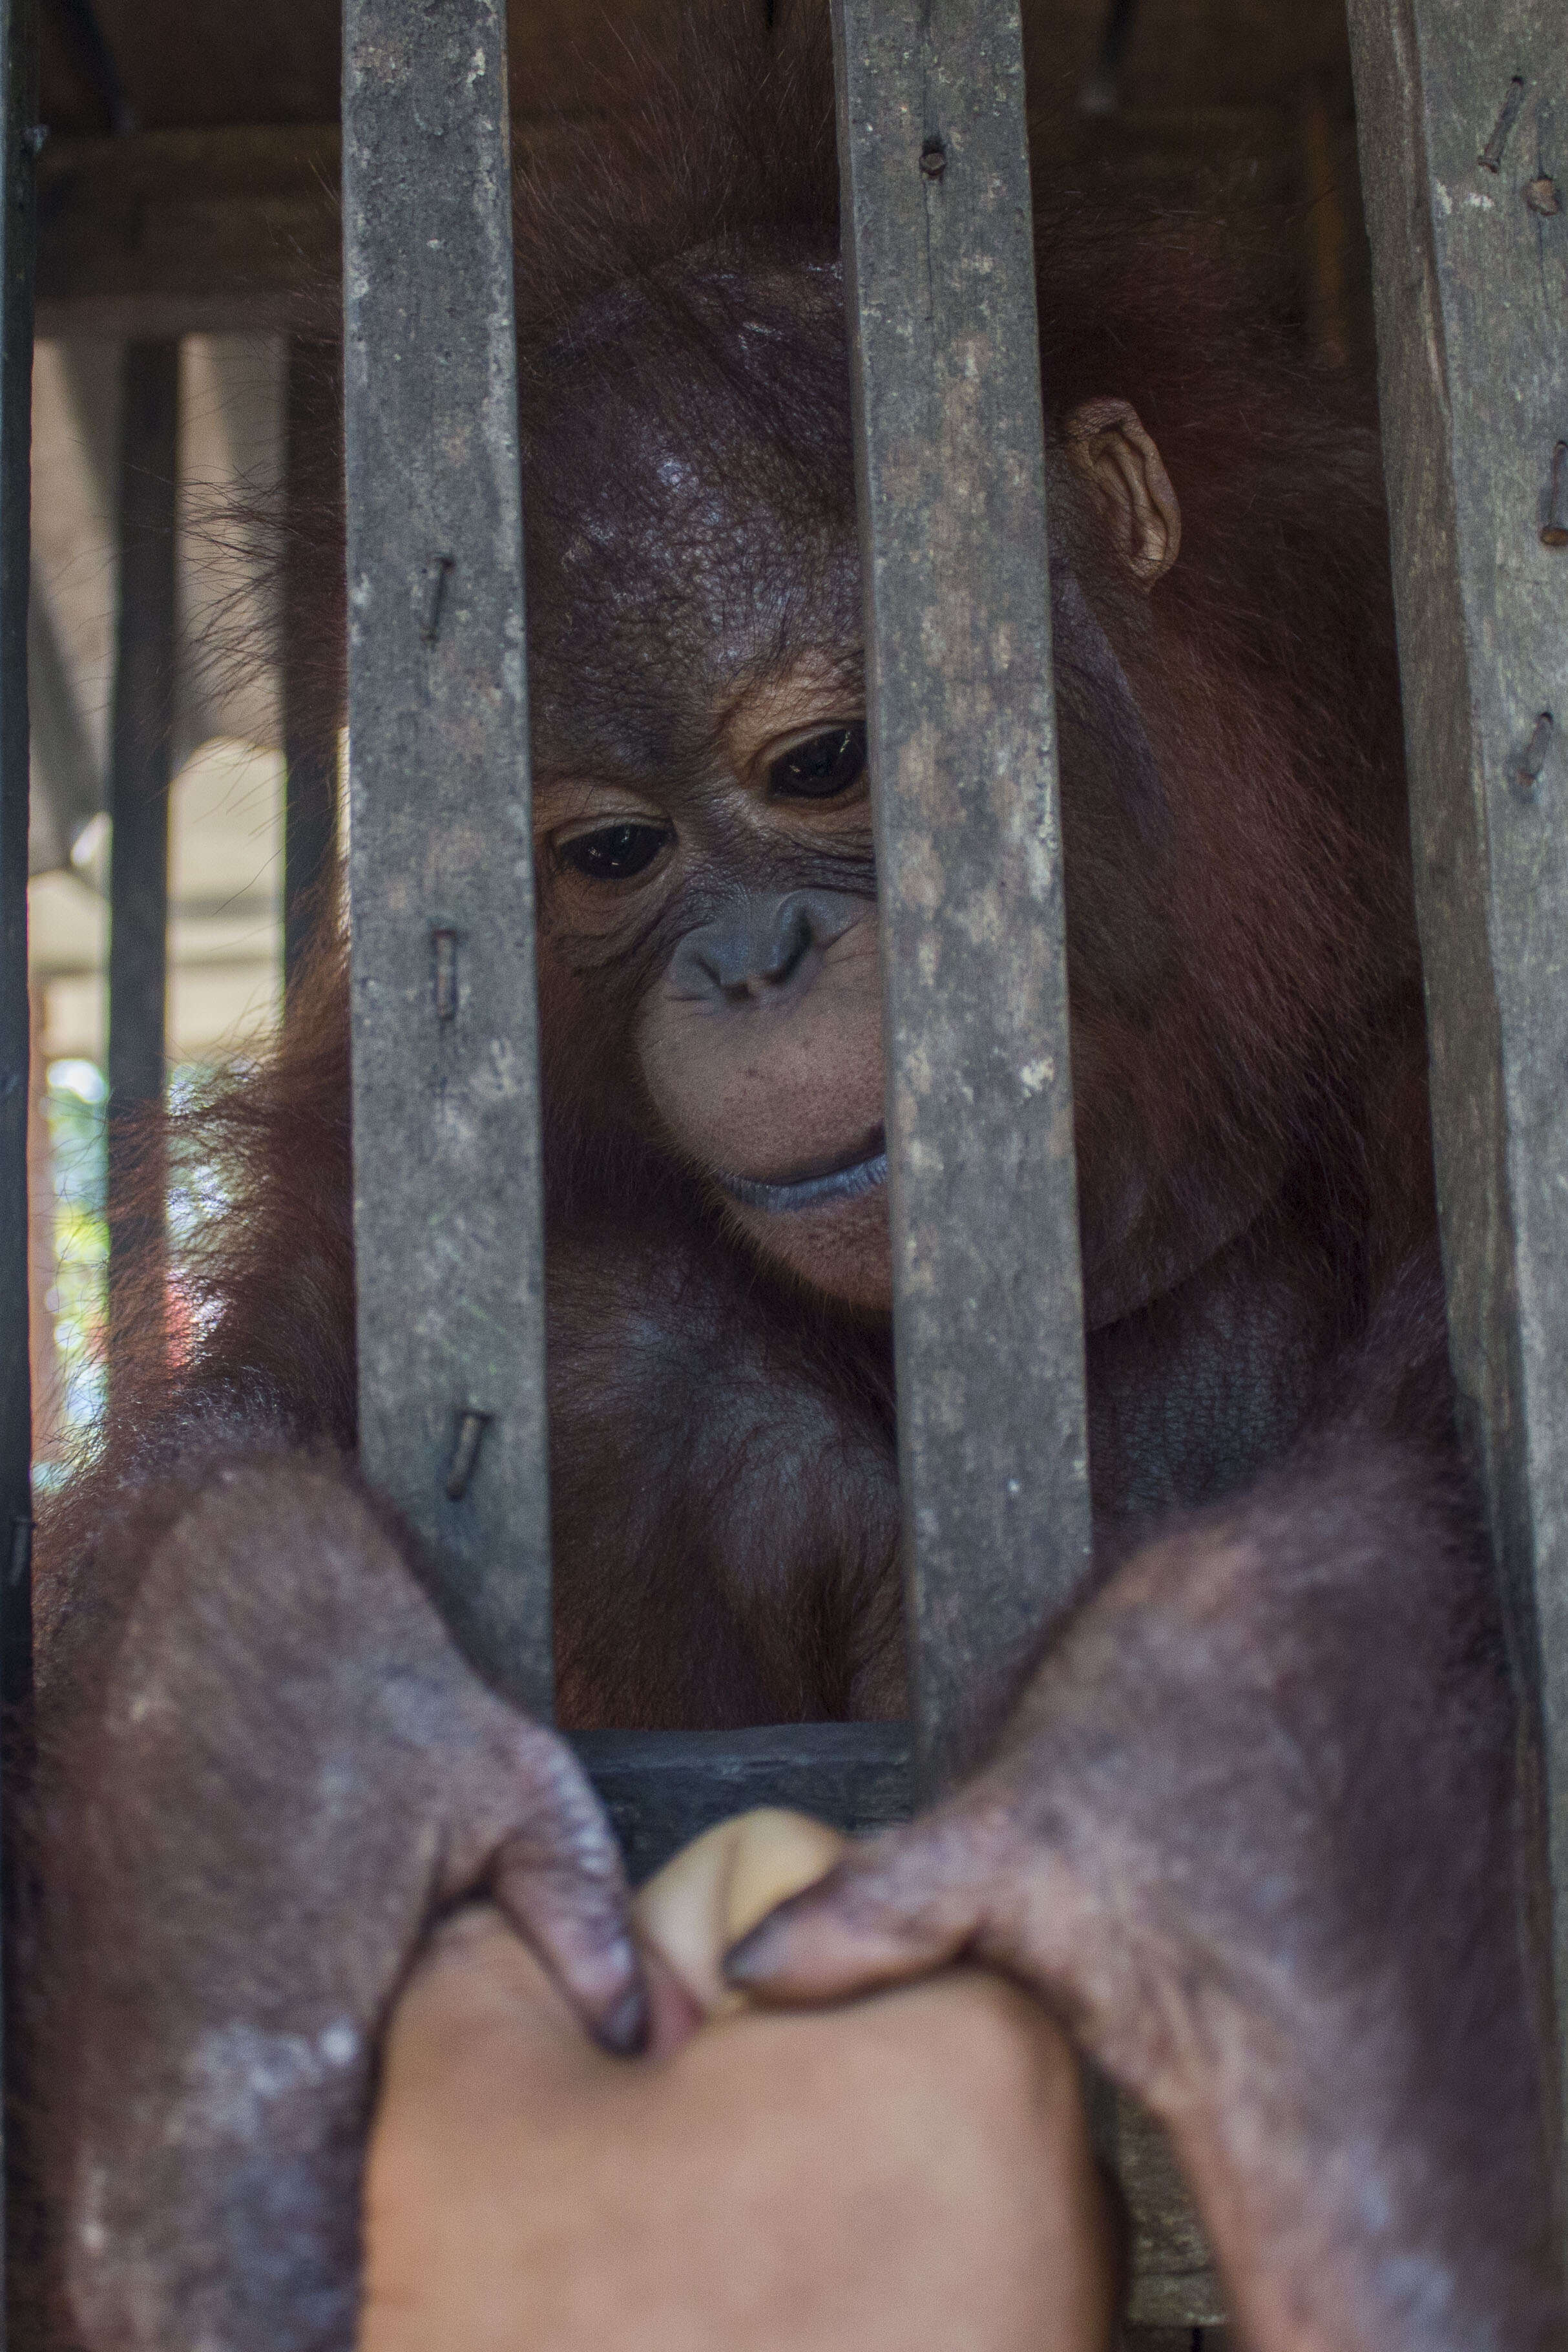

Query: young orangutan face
[[534, 655, 890, 1309], [525, 271, 1180, 1316]]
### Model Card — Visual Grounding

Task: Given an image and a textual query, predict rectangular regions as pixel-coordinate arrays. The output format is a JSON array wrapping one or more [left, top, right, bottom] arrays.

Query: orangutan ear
[[1063, 398, 1181, 589]]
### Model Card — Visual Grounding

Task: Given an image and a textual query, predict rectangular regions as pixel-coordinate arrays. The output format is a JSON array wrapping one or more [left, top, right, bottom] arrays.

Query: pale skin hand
[[360, 1809, 1118, 2352]]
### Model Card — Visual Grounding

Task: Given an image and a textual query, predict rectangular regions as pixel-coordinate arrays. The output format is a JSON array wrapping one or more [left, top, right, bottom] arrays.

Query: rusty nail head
[[432, 926, 459, 1020], [920, 138, 946, 179], [1525, 175, 1562, 216], [421, 553, 454, 644], [1516, 711, 1554, 793], [445, 1409, 492, 1502], [1542, 443, 1568, 549], [1479, 77, 1525, 173]]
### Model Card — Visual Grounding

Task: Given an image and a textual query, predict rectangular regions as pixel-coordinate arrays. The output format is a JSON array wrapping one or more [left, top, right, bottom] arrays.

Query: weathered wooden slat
[[831, 0, 1091, 1794], [280, 337, 339, 1007], [30, 121, 621, 342], [104, 340, 176, 1392], [0, 0, 34, 1690], [1344, 0, 1568, 2143], [573, 1723, 912, 1888], [34, 126, 342, 341], [343, 0, 551, 1719], [0, 8, 36, 2329]]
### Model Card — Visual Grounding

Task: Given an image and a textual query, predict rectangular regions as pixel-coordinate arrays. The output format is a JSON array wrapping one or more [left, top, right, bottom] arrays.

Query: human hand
[[361, 1807, 1118, 2352]]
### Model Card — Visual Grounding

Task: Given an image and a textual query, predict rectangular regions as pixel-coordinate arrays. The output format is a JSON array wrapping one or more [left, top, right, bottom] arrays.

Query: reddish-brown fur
[[45, 109, 1430, 1684]]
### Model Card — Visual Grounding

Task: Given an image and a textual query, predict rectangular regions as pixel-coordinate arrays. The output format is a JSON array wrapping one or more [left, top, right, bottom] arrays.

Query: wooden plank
[[831, 0, 1091, 1794], [572, 1723, 912, 1889], [0, 0, 35, 1697], [343, 0, 552, 1719], [29, 114, 1295, 344], [0, 12, 35, 2331], [104, 341, 176, 1397], [1344, 0, 1568, 2143], [32, 120, 600, 341], [280, 337, 339, 1006], [34, 125, 342, 339], [27, 567, 101, 873]]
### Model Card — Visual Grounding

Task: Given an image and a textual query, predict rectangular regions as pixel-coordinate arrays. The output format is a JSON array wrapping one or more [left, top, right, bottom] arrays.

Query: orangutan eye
[[767, 722, 867, 801], [556, 822, 672, 882]]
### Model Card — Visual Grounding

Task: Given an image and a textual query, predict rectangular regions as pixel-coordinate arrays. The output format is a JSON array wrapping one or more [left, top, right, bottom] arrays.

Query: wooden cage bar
[[1, 0, 1555, 2331], [342, 0, 553, 1722], [583, 0, 1089, 1843], [338, 0, 1082, 1865], [281, 338, 341, 1008], [1345, 0, 1568, 2158], [0, 0, 33, 1674], [832, 0, 1090, 1796], [0, 0, 35, 2333], [103, 339, 177, 1384]]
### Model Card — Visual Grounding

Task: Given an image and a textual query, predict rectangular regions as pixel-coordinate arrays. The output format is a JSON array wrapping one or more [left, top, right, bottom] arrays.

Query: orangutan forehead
[[525, 249, 844, 368], [520, 258, 861, 781], [521, 254, 853, 515], [523, 482, 863, 789]]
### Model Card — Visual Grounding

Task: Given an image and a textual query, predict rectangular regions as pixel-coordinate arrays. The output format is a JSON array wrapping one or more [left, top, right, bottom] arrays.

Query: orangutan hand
[[360, 1808, 1118, 2352], [724, 1458, 1560, 2352]]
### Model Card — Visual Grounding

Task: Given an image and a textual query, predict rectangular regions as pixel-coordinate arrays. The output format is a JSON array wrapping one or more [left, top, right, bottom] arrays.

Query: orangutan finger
[[484, 1734, 647, 2055], [634, 1808, 848, 2016], [723, 1796, 1034, 2006]]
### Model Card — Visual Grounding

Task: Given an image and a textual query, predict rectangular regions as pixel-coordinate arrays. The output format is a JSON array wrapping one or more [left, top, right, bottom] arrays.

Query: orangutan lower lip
[[718, 1130, 888, 1215]]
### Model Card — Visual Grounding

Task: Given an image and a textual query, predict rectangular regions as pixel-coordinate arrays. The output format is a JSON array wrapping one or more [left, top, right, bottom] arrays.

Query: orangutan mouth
[[718, 1130, 888, 1214]]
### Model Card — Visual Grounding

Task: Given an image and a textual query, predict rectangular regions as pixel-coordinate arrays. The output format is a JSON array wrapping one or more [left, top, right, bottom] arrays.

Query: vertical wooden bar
[[1296, 74, 1350, 372], [0, 0, 32, 1651], [831, 0, 1091, 1794], [1344, 0, 1568, 2148], [0, 0, 33, 1706], [104, 339, 176, 1384], [342, 0, 551, 1717], [0, 5, 35, 2331], [281, 337, 340, 1006]]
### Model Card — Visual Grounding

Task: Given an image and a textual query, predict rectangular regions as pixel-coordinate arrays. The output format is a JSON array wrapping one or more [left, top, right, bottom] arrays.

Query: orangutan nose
[[668, 890, 867, 1010]]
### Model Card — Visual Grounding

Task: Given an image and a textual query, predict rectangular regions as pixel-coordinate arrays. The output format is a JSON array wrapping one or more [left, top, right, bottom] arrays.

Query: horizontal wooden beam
[[34, 117, 603, 338], [1346, 0, 1568, 2174], [36, 125, 341, 338], [571, 1722, 914, 1887], [31, 106, 1300, 341]]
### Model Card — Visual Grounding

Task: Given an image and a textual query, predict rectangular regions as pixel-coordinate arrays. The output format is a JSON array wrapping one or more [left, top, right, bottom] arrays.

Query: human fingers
[[634, 1807, 848, 2017]]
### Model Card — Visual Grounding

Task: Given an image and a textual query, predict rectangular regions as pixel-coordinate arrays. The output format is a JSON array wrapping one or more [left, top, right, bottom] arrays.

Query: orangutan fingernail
[[1542, 444, 1568, 549], [600, 1981, 650, 2056], [1478, 77, 1525, 174], [1515, 713, 1553, 795]]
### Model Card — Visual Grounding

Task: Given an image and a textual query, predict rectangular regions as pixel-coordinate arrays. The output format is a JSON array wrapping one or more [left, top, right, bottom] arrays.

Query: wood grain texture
[[1346, 0, 1568, 2150], [832, 0, 1091, 1797], [344, 0, 552, 1719]]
